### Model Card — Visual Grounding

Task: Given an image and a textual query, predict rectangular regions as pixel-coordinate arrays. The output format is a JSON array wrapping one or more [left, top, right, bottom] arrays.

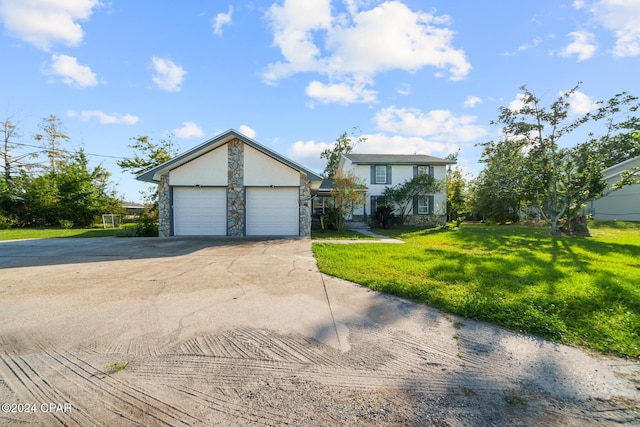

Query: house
[[587, 155, 640, 222], [315, 153, 455, 226], [137, 129, 323, 237]]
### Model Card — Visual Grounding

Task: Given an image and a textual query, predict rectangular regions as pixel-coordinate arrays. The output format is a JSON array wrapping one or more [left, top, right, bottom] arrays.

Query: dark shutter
[[429, 166, 434, 177], [386, 165, 392, 184], [413, 166, 418, 177], [429, 195, 435, 214], [370, 165, 376, 184], [413, 196, 418, 215]]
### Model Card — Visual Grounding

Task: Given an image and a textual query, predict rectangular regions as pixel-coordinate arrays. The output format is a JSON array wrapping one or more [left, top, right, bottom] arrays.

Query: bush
[[134, 215, 158, 237]]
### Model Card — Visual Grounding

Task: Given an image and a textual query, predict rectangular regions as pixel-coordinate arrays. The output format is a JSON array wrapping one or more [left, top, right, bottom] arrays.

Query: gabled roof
[[136, 129, 323, 183], [343, 153, 456, 165]]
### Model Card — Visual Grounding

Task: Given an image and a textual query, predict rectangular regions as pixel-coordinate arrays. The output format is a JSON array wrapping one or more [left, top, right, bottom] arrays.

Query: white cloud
[[67, 109, 139, 125], [263, 0, 471, 104], [151, 56, 186, 92], [0, 0, 100, 50], [590, 0, 640, 57], [239, 125, 256, 139], [396, 83, 411, 96], [508, 93, 526, 112], [305, 80, 377, 104], [463, 95, 482, 109], [173, 121, 204, 139], [46, 54, 97, 88], [573, 1, 586, 10], [374, 106, 487, 143], [356, 133, 453, 157], [567, 90, 598, 114], [559, 31, 597, 61], [213, 6, 233, 36], [287, 139, 332, 172]]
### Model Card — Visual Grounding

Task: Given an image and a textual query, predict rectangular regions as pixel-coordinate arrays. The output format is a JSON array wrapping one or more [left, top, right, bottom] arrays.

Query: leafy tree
[[474, 136, 529, 223], [117, 135, 177, 176], [446, 166, 468, 223], [17, 149, 121, 227], [382, 173, 443, 225], [327, 170, 366, 232], [320, 129, 366, 178], [486, 84, 638, 234], [117, 135, 178, 211]]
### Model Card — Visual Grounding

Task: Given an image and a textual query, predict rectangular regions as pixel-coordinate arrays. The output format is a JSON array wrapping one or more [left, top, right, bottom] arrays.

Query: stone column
[[299, 173, 312, 237], [158, 173, 171, 237], [227, 139, 245, 236]]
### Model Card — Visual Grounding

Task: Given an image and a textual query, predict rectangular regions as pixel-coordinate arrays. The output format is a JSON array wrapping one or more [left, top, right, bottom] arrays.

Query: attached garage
[[136, 129, 322, 237], [246, 187, 299, 236], [173, 187, 226, 236]]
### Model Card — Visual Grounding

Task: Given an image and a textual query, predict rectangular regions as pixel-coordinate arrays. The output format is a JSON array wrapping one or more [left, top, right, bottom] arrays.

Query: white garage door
[[246, 187, 299, 236], [173, 187, 227, 235]]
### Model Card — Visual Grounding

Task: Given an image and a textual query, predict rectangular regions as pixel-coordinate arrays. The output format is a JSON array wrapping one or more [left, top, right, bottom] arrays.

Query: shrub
[[134, 215, 158, 237]]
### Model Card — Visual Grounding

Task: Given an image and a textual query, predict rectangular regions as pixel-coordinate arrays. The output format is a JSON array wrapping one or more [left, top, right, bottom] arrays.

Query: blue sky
[[1, 0, 639, 202]]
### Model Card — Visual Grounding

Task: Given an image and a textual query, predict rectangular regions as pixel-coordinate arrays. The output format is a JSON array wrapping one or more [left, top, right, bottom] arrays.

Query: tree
[[117, 135, 178, 211], [17, 149, 121, 227], [473, 136, 529, 223], [446, 166, 468, 223], [486, 84, 638, 234], [327, 170, 366, 233], [382, 173, 443, 225], [320, 129, 366, 178], [117, 135, 177, 176], [34, 115, 70, 174]]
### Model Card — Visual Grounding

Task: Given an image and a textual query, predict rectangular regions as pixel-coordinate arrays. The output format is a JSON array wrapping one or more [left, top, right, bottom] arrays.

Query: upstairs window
[[372, 165, 391, 184]]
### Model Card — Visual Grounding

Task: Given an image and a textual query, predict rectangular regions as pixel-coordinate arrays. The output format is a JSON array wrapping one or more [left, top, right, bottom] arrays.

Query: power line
[[6, 141, 127, 160]]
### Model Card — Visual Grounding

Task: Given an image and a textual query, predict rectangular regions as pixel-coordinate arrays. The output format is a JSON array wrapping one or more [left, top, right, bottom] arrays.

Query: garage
[[137, 130, 322, 237], [246, 187, 299, 236], [173, 187, 227, 235]]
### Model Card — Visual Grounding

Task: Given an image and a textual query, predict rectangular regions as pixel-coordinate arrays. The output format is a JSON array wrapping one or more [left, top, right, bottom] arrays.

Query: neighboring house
[[587, 155, 640, 222], [137, 129, 322, 237], [318, 153, 455, 225]]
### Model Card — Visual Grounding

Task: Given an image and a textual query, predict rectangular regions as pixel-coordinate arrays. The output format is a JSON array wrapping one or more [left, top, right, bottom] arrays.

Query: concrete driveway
[[0, 237, 638, 426]]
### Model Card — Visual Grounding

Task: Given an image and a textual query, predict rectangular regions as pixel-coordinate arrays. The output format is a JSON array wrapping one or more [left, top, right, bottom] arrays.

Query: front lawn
[[313, 221, 640, 358], [0, 226, 134, 240]]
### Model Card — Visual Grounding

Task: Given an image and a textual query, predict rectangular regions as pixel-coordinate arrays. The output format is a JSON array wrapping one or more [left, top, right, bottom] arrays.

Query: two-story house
[[314, 153, 455, 227]]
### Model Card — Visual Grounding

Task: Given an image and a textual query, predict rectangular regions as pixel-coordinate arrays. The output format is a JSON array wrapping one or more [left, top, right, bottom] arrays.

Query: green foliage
[[320, 129, 366, 178], [14, 149, 122, 227], [382, 173, 443, 224], [117, 135, 177, 176], [313, 222, 640, 358], [327, 171, 366, 233], [134, 214, 158, 237], [446, 166, 468, 222], [478, 83, 639, 234], [372, 203, 395, 228]]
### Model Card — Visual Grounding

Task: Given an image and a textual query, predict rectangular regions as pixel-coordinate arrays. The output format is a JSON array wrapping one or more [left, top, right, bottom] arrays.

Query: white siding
[[590, 156, 640, 222], [244, 145, 300, 186], [170, 145, 228, 186]]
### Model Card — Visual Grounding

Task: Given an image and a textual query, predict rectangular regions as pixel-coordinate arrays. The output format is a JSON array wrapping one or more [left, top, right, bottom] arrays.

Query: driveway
[[0, 237, 638, 426]]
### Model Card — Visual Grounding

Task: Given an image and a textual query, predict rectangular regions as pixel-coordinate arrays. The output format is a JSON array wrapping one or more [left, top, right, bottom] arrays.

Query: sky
[[1, 0, 639, 203]]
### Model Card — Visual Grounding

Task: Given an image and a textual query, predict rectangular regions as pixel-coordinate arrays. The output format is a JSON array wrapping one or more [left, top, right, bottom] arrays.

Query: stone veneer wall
[[158, 173, 171, 237], [227, 138, 245, 236], [299, 173, 312, 237]]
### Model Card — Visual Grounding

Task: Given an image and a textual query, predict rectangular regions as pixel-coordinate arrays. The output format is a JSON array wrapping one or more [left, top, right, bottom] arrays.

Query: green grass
[[313, 221, 640, 358], [0, 225, 137, 240], [311, 229, 377, 240]]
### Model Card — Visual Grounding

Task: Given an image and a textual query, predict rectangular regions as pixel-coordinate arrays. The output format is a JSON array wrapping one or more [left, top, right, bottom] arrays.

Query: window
[[375, 165, 387, 184], [416, 165, 434, 177], [416, 196, 433, 215]]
